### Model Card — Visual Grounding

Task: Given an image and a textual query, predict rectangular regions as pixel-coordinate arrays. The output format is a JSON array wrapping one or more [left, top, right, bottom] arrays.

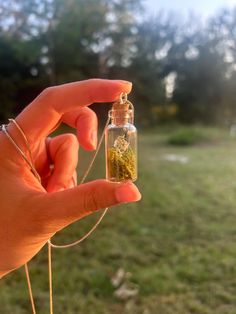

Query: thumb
[[35, 180, 141, 233]]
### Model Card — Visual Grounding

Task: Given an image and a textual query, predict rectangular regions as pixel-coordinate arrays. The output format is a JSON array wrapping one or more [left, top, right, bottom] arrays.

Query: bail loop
[[119, 92, 128, 104], [110, 93, 134, 125]]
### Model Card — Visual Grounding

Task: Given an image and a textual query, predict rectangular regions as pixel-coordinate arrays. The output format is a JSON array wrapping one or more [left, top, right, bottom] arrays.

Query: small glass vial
[[105, 93, 137, 182]]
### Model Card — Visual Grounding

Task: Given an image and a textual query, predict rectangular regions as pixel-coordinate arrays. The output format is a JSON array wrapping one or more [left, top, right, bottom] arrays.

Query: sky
[[144, 0, 236, 18]]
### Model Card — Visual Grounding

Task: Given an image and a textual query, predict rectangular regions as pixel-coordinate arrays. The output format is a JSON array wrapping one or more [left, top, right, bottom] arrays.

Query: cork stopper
[[110, 93, 132, 125]]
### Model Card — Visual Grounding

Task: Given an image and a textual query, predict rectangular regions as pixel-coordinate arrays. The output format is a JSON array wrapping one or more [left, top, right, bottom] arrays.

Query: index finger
[[10, 79, 132, 143]]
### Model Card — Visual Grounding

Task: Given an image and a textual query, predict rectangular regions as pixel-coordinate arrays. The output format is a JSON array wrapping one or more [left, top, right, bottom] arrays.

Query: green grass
[[1, 125, 236, 313], [167, 128, 207, 146]]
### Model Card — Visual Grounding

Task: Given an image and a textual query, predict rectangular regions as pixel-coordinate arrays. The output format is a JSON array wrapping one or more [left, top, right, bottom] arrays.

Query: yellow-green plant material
[[107, 136, 136, 181]]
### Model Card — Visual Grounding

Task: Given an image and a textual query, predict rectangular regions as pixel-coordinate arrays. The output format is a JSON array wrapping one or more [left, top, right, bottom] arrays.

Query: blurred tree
[[0, 0, 52, 120], [0, 37, 22, 121], [164, 15, 228, 123], [0, 0, 145, 121], [100, 0, 143, 76], [42, 0, 110, 84], [1, 1, 236, 125], [0, 34, 44, 121], [127, 14, 174, 126], [173, 44, 226, 123], [207, 8, 236, 125]]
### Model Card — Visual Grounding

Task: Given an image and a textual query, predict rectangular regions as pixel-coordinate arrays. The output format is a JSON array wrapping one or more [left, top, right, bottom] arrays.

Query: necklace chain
[[1, 116, 110, 314]]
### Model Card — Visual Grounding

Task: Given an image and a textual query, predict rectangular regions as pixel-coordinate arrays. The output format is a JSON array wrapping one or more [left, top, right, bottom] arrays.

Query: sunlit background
[[146, 0, 235, 17], [1, 0, 236, 126], [1, 1, 236, 313]]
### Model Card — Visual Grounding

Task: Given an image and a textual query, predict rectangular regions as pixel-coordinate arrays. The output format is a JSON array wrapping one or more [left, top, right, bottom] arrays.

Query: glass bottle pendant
[[105, 93, 137, 182]]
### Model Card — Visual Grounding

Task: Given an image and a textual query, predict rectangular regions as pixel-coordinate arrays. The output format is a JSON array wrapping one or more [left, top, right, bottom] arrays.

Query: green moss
[[107, 146, 136, 181]]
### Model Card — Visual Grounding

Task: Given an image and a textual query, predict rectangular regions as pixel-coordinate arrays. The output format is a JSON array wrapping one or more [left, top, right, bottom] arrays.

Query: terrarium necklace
[[106, 92, 137, 182], [1, 92, 137, 313]]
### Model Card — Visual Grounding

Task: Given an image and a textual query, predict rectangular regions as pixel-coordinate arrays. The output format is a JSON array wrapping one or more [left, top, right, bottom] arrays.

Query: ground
[[1, 125, 236, 314]]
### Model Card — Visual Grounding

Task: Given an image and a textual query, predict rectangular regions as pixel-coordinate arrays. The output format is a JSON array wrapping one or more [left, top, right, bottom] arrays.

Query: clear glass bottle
[[105, 93, 137, 182]]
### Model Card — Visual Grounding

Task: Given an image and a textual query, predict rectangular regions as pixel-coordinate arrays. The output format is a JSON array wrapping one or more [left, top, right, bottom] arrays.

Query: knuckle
[[41, 86, 56, 97], [37, 86, 57, 106], [65, 133, 78, 147], [59, 133, 79, 153], [76, 112, 97, 132]]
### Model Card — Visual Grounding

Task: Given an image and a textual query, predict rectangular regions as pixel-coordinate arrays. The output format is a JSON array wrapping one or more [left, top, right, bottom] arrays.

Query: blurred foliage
[[1, 1, 236, 125], [167, 128, 206, 146], [151, 103, 178, 123]]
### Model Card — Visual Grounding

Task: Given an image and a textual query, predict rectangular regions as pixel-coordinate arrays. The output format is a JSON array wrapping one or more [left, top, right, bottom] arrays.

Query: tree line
[[1, 0, 236, 126]]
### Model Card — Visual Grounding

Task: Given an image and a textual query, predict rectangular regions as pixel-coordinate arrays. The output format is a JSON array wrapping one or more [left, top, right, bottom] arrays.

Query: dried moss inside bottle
[[105, 93, 137, 182]]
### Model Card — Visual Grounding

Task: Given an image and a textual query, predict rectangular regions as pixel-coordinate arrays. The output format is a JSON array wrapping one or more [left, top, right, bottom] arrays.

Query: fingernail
[[115, 182, 141, 203], [120, 81, 132, 91], [119, 80, 132, 86], [90, 130, 97, 149]]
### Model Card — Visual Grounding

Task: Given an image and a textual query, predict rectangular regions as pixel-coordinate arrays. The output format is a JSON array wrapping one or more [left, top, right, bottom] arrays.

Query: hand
[[0, 79, 141, 278]]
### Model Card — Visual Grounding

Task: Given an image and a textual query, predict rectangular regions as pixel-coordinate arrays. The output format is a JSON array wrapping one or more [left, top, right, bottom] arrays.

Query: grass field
[[1, 125, 236, 314]]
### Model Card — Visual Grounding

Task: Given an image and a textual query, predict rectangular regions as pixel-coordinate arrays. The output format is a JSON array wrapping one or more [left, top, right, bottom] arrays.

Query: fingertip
[[77, 128, 97, 151], [116, 80, 132, 93], [75, 107, 98, 150], [116, 80, 133, 94], [115, 181, 141, 203]]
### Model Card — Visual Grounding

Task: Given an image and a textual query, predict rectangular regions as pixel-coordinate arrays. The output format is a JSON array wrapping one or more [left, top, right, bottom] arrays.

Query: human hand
[[0, 79, 141, 278]]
